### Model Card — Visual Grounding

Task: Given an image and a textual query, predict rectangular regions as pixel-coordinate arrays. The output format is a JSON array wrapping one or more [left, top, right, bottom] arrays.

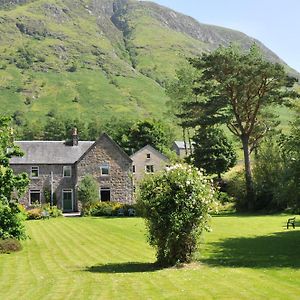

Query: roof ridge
[[15, 140, 95, 143]]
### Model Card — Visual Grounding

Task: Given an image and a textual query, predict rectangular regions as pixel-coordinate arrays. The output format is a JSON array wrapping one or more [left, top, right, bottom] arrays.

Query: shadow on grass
[[203, 229, 300, 268], [85, 262, 161, 273]]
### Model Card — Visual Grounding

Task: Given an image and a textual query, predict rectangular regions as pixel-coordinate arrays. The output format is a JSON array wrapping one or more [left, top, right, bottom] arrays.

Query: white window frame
[[100, 163, 110, 176], [31, 166, 39, 178], [99, 187, 111, 202], [63, 166, 72, 177], [29, 189, 41, 205], [62, 189, 73, 211], [145, 165, 154, 173], [146, 153, 151, 159]]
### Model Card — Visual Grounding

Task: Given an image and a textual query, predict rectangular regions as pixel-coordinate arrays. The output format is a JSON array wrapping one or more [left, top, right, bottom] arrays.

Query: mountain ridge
[[0, 0, 297, 125]]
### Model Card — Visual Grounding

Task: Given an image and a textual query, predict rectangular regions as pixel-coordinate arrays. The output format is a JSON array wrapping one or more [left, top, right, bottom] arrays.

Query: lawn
[[0, 215, 299, 299]]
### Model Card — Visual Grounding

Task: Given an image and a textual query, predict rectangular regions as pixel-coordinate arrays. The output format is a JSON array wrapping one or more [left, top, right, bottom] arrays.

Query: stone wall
[[76, 135, 133, 204], [10, 164, 76, 209], [131, 146, 169, 184]]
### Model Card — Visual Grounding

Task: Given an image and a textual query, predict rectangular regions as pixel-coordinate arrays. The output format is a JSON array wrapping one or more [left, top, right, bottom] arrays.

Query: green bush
[[0, 238, 22, 254], [0, 202, 26, 240], [90, 202, 137, 217], [77, 175, 99, 215], [137, 164, 216, 267], [49, 206, 63, 218], [26, 208, 42, 220], [226, 170, 247, 210], [26, 204, 62, 220]]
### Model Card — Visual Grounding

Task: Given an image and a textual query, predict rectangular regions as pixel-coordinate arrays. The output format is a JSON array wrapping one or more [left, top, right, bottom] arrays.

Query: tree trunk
[[182, 127, 188, 156], [241, 135, 255, 211]]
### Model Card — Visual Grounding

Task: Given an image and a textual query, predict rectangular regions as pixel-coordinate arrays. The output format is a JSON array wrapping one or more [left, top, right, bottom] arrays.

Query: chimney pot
[[72, 127, 78, 146]]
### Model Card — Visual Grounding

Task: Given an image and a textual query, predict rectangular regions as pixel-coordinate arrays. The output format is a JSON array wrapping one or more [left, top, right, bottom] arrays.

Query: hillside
[[0, 0, 298, 124]]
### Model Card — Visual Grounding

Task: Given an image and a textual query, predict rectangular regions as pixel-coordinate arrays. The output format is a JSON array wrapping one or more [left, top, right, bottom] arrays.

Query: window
[[29, 190, 41, 205], [100, 188, 111, 202], [31, 166, 39, 178], [63, 166, 72, 177], [132, 165, 136, 173], [146, 165, 154, 173], [146, 153, 151, 159], [100, 163, 110, 176]]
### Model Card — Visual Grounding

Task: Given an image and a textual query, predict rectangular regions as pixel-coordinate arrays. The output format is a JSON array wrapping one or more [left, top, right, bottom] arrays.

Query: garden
[[0, 214, 299, 300]]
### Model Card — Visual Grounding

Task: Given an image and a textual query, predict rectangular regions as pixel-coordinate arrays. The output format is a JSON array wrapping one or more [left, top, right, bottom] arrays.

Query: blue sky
[[148, 0, 300, 72]]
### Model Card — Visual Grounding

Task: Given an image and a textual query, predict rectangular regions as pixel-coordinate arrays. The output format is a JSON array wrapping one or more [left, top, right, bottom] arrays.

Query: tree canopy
[[192, 127, 237, 178], [169, 44, 299, 209], [0, 116, 29, 240], [77, 175, 99, 215]]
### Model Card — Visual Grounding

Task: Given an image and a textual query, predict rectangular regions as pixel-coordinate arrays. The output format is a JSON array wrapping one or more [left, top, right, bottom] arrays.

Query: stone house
[[10, 132, 133, 212], [130, 145, 169, 185], [172, 141, 193, 158]]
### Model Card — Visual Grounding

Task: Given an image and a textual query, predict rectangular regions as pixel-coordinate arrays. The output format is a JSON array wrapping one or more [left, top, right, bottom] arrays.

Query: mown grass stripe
[[0, 215, 299, 299]]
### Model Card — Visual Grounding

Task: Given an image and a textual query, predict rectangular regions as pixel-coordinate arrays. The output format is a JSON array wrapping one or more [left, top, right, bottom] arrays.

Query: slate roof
[[173, 141, 193, 149], [130, 144, 169, 161], [10, 141, 94, 164]]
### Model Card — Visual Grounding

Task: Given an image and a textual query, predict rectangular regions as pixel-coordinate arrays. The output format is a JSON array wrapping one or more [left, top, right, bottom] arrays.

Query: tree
[[166, 64, 198, 152], [19, 119, 44, 140], [137, 164, 215, 267], [0, 116, 29, 240], [192, 127, 237, 178], [77, 175, 99, 215], [253, 110, 300, 211], [280, 105, 300, 209], [43, 116, 66, 140], [121, 119, 174, 155], [253, 137, 285, 210], [64, 118, 88, 141], [173, 44, 299, 210]]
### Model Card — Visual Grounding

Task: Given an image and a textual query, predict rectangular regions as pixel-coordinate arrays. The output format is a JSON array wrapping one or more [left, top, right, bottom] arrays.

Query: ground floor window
[[100, 188, 111, 202], [145, 165, 154, 173], [62, 189, 73, 211], [29, 190, 41, 205]]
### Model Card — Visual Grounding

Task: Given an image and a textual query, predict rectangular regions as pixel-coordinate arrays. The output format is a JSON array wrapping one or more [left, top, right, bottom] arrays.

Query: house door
[[62, 189, 73, 212]]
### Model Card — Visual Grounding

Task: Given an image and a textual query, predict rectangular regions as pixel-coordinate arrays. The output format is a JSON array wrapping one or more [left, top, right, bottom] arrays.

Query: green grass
[[0, 214, 299, 299]]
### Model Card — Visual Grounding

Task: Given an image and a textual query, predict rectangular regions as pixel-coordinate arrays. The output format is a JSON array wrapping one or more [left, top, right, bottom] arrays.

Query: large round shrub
[[137, 164, 215, 267]]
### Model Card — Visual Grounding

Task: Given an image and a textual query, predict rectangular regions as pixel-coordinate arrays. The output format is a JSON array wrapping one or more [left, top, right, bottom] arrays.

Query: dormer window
[[63, 166, 72, 177], [146, 153, 151, 159], [101, 163, 110, 176], [31, 166, 39, 178]]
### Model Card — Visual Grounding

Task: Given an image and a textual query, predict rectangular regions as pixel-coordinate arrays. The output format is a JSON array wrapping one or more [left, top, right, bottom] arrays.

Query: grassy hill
[[0, 0, 298, 125]]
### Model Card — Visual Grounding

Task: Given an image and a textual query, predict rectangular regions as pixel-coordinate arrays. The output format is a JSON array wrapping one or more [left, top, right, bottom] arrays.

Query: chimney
[[72, 127, 78, 146]]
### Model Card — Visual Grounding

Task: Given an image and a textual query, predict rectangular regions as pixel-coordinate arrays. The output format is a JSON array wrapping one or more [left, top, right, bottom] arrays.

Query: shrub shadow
[[202, 230, 300, 268], [85, 262, 161, 273]]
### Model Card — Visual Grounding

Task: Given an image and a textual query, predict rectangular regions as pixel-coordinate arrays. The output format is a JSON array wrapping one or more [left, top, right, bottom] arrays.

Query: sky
[[147, 0, 300, 72]]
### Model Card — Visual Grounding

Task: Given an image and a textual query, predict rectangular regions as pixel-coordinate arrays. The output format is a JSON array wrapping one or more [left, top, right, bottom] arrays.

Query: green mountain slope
[[0, 0, 298, 124]]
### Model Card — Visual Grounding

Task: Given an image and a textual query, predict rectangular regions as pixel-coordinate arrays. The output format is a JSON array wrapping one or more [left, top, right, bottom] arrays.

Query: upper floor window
[[146, 165, 154, 173], [132, 165, 136, 173], [101, 163, 110, 176], [146, 153, 151, 159], [63, 166, 72, 177], [31, 166, 39, 178]]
